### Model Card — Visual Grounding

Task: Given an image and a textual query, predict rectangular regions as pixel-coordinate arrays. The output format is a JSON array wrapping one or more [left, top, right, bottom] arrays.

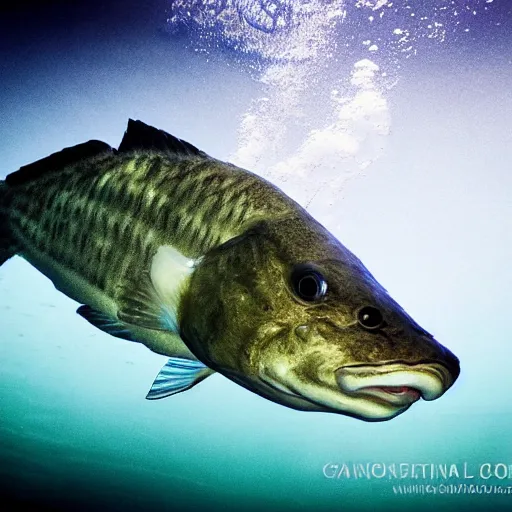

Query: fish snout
[[335, 361, 456, 408], [419, 333, 460, 384], [439, 345, 460, 383]]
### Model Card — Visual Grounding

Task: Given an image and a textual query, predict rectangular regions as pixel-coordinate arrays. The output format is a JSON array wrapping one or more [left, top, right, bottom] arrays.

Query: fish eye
[[357, 306, 384, 330], [290, 265, 327, 302]]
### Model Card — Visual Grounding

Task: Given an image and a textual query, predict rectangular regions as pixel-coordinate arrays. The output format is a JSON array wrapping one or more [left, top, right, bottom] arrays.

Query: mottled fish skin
[[0, 120, 460, 421], [2, 150, 294, 308], [180, 213, 460, 418]]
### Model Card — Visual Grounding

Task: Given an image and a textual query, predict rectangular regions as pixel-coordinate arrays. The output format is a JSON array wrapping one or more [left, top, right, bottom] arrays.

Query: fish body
[[0, 120, 460, 421]]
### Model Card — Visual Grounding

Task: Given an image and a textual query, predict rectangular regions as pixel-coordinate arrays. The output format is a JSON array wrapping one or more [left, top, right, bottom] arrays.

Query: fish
[[0, 119, 460, 422]]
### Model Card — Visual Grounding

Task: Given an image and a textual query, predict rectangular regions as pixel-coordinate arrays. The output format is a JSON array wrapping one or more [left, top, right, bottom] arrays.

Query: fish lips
[[335, 362, 456, 408]]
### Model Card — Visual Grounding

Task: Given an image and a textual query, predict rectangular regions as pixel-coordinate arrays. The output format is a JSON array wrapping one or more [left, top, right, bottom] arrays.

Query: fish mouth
[[351, 385, 422, 407], [256, 360, 457, 421], [335, 362, 454, 409]]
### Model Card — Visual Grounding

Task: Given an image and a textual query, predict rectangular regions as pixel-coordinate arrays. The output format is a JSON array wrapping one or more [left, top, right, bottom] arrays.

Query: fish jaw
[[256, 357, 458, 422], [335, 362, 455, 403]]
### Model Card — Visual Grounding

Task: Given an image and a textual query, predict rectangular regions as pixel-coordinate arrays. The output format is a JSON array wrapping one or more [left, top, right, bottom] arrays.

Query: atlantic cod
[[0, 120, 460, 421]]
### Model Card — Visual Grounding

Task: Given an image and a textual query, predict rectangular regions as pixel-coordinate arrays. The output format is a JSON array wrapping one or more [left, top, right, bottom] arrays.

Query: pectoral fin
[[78, 304, 197, 360], [117, 245, 200, 332], [146, 357, 214, 400], [77, 305, 135, 341], [117, 271, 173, 331]]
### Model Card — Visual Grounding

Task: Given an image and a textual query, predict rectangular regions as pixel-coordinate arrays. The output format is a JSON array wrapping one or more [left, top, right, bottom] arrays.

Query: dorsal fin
[[5, 140, 114, 186], [117, 119, 207, 158]]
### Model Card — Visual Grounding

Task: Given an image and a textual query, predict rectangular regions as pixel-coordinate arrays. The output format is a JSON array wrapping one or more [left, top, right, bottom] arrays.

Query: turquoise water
[[0, 1, 510, 510]]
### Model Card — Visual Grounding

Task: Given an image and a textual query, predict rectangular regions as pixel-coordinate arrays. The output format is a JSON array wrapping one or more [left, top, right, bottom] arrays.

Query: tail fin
[[0, 180, 16, 266]]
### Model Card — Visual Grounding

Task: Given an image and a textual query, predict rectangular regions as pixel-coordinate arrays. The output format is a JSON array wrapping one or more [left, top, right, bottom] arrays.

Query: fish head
[[180, 216, 460, 421]]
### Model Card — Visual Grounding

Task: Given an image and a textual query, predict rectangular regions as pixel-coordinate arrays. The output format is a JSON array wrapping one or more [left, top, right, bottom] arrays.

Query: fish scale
[[3, 143, 291, 302]]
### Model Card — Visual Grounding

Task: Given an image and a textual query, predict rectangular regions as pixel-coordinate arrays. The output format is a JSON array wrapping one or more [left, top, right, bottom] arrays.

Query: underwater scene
[[0, 0, 510, 510]]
